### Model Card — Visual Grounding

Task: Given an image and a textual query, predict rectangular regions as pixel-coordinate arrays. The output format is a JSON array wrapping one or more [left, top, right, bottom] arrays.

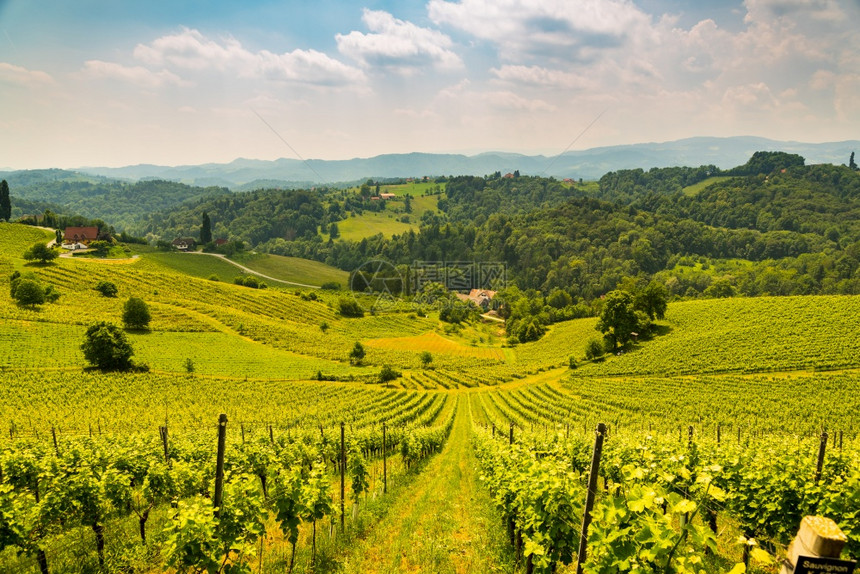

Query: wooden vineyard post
[[382, 422, 387, 494], [340, 422, 345, 531], [269, 424, 274, 444], [213, 414, 227, 518], [815, 432, 828, 485], [717, 423, 721, 445], [509, 422, 514, 445], [51, 426, 59, 456], [839, 430, 843, 451], [779, 516, 855, 574], [492, 423, 495, 438], [241, 423, 245, 444], [688, 425, 694, 448], [159, 425, 169, 465], [576, 423, 606, 574]]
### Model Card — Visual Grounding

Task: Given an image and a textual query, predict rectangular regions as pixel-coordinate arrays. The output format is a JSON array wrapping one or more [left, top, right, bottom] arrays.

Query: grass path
[[339, 395, 513, 573]]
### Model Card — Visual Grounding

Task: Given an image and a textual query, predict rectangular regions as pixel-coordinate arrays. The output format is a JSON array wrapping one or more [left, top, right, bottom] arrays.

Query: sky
[[0, 0, 858, 169]]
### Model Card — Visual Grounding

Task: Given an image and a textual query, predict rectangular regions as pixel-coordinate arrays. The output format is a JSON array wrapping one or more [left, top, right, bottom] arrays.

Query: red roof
[[64, 227, 99, 241]]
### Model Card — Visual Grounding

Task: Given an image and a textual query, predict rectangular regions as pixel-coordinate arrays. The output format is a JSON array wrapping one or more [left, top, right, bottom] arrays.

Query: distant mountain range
[[22, 136, 860, 189]]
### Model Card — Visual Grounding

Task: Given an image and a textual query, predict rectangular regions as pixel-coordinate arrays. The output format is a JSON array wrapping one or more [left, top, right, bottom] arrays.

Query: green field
[[231, 252, 350, 286], [336, 211, 419, 240], [379, 181, 444, 197], [1, 223, 859, 573], [141, 251, 241, 282], [682, 175, 732, 195]]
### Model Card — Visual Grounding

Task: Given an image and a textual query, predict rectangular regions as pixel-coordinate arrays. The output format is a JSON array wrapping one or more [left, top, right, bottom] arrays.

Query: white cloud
[[336, 9, 462, 74], [0, 62, 54, 87], [428, 0, 655, 62], [82, 60, 186, 88], [491, 65, 596, 90], [743, 0, 845, 24], [134, 27, 366, 87]]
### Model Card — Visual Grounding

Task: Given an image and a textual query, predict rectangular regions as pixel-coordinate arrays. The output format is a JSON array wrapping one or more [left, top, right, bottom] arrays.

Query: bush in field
[[585, 337, 606, 361], [11, 278, 44, 307], [95, 280, 118, 297], [234, 275, 267, 289], [23, 242, 58, 264], [338, 298, 364, 318], [81, 322, 136, 371], [349, 342, 366, 365], [420, 351, 433, 369], [10, 271, 59, 307], [123, 297, 151, 330], [378, 365, 400, 384]]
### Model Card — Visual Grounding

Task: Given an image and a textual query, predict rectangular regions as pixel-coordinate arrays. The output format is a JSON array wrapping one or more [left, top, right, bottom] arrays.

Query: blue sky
[[1, 0, 858, 168]]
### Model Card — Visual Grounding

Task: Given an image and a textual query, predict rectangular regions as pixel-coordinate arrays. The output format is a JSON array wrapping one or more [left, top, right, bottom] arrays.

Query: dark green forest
[[7, 152, 860, 306]]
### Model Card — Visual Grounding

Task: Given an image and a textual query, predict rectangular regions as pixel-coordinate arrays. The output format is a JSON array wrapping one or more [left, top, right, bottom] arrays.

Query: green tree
[[419, 351, 433, 368], [88, 240, 110, 257], [546, 288, 572, 309], [0, 179, 10, 222], [378, 364, 400, 383], [81, 321, 135, 371], [338, 298, 364, 318], [634, 281, 668, 321], [23, 242, 58, 264], [349, 341, 365, 365], [123, 297, 151, 330], [584, 337, 606, 360], [704, 278, 736, 298], [329, 222, 340, 239], [200, 211, 212, 244], [94, 280, 118, 297], [11, 278, 45, 307], [850, 152, 858, 171], [596, 290, 639, 350]]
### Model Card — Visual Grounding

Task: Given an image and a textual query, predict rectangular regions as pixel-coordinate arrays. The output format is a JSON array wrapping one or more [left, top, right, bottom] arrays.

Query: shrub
[[419, 351, 433, 368], [338, 298, 365, 318], [123, 297, 151, 330], [378, 365, 400, 384], [81, 322, 135, 371], [320, 282, 341, 291], [584, 337, 605, 361], [234, 275, 266, 289], [349, 342, 366, 365], [23, 242, 58, 264], [11, 278, 44, 307], [95, 280, 118, 297]]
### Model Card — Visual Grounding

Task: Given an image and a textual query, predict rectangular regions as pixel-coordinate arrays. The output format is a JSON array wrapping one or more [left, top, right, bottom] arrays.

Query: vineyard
[[1, 222, 859, 572]]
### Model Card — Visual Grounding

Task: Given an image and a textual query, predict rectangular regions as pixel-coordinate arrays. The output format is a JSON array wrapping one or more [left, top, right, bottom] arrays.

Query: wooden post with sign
[[779, 516, 855, 574]]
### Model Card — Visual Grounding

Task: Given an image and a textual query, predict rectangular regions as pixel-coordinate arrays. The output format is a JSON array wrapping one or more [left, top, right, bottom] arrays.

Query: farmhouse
[[380, 193, 396, 200], [171, 237, 196, 251], [63, 226, 99, 244], [455, 289, 497, 311]]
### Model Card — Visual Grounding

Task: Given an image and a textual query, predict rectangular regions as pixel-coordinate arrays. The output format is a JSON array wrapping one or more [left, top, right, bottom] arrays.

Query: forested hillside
[[3, 170, 227, 230], [7, 153, 860, 301]]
